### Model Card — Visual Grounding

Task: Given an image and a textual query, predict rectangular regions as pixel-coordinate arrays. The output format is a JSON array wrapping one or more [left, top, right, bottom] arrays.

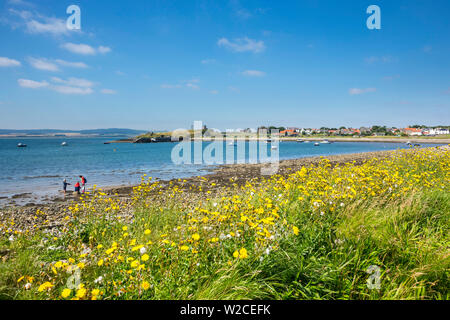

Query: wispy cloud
[[218, 37, 265, 53], [51, 86, 93, 95], [365, 56, 395, 64], [8, 0, 34, 6], [18, 76, 96, 95], [28, 57, 59, 71], [228, 86, 240, 93], [27, 57, 88, 71], [0, 56, 21, 67], [383, 74, 400, 81], [54, 59, 88, 69], [210, 90, 219, 95], [8, 8, 69, 36], [349, 88, 376, 95], [26, 17, 67, 35], [50, 77, 95, 88], [18, 78, 48, 88], [161, 79, 200, 90], [101, 89, 117, 95], [235, 8, 252, 19], [241, 70, 266, 77], [61, 43, 111, 55]]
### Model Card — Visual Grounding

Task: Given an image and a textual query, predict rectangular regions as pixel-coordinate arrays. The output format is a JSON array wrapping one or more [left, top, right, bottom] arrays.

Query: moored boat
[[17, 143, 27, 148]]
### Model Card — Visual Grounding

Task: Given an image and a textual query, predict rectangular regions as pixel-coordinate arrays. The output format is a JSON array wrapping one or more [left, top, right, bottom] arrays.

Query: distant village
[[245, 125, 450, 137]]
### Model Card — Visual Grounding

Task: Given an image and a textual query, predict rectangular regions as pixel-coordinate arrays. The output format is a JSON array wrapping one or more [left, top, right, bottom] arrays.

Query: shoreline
[[2, 146, 447, 232], [109, 136, 450, 144], [2, 143, 448, 209]]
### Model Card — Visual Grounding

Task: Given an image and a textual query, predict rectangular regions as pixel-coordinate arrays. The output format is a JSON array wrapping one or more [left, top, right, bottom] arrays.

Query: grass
[[0, 147, 449, 300]]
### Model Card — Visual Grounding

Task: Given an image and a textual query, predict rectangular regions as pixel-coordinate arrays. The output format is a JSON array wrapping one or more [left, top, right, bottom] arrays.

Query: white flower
[[81, 247, 92, 255], [94, 276, 103, 284], [140, 247, 147, 255], [24, 283, 32, 290], [8, 235, 14, 241]]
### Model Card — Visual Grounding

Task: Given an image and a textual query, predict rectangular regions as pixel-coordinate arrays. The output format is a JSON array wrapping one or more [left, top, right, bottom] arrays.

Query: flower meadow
[[0, 147, 449, 300]]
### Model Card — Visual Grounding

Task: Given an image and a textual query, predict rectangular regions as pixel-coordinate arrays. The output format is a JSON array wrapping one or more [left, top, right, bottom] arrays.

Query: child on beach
[[74, 182, 81, 194], [63, 179, 70, 194]]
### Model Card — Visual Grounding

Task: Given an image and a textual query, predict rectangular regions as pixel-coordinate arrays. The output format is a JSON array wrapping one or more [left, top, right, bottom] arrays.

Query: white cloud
[[18, 77, 96, 95], [8, 8, 32, 19], [18, 78, 49, 88], [7, 7, 70, 36], [28, 57, 59, 71], [210, 90, 219, 95], [54, 59, 88, 69], [51, 86, 93, 95], [51, 77, 95, 88], [383, 75, 400, 81], [365, 56, 394, 64], [349, 88, 376, 95], [161, 79, 200, 90], [98, 46, 111, 54], [217, 37, 265, 53], [26, 18, 67, 35], [241, 70, 266, 77], [235, 9, 252, 19], [0, 57, 21, 67], [61, 43, 111, 55], [186, 83, 199, 89], [8, 0, 33, 6], [101, 89, 117, 94]]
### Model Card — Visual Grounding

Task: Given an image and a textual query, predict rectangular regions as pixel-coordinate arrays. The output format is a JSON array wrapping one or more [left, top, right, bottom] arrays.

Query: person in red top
[[74, 182, 81, 194], [79, 175, 87, 193]]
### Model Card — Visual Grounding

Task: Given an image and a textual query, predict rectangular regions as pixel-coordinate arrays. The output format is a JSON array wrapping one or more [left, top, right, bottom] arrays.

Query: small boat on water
[[17, 143, 27, 148], [61, 142, 68, 146], [271, 145, 278, 150], [321, 140, 331, 144], [314, 142, 320, 146], [297, 139, 304, 143]]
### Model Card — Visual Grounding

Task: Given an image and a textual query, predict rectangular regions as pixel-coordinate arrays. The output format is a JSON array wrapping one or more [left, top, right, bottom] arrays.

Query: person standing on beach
[[79, 175, 87, 193], [63, 179, 70, 195]]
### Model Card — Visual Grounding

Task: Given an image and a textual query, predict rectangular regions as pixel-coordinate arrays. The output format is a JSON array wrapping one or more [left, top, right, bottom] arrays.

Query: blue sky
[[0, 0, 449, 130]]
